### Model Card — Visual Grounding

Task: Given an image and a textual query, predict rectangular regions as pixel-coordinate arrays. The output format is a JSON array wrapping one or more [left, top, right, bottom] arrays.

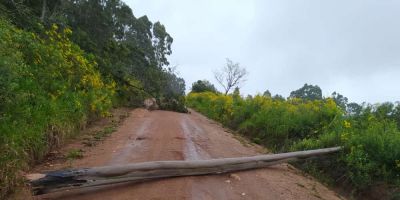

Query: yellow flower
[[51, 24, 58, 31], [396, 160, 400, 168], [64, 28, 72, 35], [341, 132, 350, 141], [344, 120, 351, 128]]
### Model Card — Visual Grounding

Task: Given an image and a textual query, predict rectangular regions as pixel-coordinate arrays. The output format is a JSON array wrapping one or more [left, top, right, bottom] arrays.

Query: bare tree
[[214, 59, 248, 95]]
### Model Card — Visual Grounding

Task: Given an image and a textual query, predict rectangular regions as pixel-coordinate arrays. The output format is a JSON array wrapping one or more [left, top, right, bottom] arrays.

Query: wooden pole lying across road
[[27, 146, 342, 195]]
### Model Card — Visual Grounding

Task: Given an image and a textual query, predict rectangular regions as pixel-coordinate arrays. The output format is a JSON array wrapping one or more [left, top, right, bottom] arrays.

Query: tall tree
[[263, 90, 272, 98], [374, 102, 394, 120], [273, 94, 285, 101], [347, 102, 363, 116], [331, 91, 348, 111], [289, 83, 322, 101], [2, 0, 183, 105], [393, 103, 400, 128], [232, 87, 240, 97], [191, 80, 218, 93], [214, 58, 248, 95]]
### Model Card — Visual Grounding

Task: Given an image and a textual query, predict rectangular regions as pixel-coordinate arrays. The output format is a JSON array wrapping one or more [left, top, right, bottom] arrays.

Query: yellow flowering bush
[[187, 91, 400, 193], [187, 92, 340, 150], [0, 20, 115, 196]]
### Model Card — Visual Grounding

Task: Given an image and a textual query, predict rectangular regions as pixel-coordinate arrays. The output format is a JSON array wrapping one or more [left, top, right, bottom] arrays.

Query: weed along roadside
[[7, 108, 131, 198], [187, 92, 400, 199], [65, 117, 122, 164], [45, 108, 129, 166], [1, 0, 399, 199]]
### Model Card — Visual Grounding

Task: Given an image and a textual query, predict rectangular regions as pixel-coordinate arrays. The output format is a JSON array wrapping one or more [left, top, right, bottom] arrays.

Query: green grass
[[95, 126, 117, 139], [66, 149, 84, 160]]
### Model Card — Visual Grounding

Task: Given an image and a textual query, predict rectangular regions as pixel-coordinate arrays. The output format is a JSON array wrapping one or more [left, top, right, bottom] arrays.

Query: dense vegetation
[[187, 84, 400, 198], [1, 0, 398, 199], [0, 0, 185, 197], [191, 80, 218, 93]]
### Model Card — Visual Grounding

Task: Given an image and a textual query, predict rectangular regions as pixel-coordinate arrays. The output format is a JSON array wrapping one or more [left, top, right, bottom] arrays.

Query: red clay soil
[[28, 109, 344, 200]]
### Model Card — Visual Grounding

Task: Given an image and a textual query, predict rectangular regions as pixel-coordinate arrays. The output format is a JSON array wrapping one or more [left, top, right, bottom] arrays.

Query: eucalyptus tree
[[191, 80, 218, 93], [289, 83, 322, 101], [0, 0, 185, 107]]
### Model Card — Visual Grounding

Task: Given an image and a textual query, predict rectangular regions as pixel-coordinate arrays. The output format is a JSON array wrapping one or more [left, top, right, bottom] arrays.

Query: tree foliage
[[263, 90, 272, 98], [191, 80, 218, 93], [1, 0, 185, 106], [289, 83, 322, 101], [331, 91, 348, 111]]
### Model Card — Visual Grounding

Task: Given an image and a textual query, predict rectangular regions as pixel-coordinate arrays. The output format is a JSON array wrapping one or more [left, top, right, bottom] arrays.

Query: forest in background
[[0, 0, 186, 197], [187, 82, 400, 199]]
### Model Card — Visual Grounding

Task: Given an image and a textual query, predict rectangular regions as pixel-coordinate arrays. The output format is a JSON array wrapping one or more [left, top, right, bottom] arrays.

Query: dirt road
[[35, 109, 343, 200]]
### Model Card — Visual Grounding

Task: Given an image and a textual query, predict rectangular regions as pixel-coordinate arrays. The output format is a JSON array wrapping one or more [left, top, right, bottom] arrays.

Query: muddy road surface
[[34, 109, 343, 200]]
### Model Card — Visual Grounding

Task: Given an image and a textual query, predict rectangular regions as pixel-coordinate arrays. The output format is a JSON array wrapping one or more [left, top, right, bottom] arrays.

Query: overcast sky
[[125, 0, 400, 104]]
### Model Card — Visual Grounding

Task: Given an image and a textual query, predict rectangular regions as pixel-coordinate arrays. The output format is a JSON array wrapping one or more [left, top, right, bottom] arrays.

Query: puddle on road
[[180, 116, 211, 160], [181, 116, 229, 200]]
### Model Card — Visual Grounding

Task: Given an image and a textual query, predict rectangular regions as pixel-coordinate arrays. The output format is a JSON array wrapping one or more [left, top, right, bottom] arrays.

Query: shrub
[[187, 91, 400, 196], [0, 20, 114, 197], [187, 92, 340, 151]]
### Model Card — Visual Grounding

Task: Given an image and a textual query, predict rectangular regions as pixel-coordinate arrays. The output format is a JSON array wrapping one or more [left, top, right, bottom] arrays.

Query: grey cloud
[[126, 0, 400, 103]]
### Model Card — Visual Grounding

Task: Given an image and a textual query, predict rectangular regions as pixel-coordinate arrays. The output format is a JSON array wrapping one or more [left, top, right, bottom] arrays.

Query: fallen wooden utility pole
[[27, 147, 341, 195]]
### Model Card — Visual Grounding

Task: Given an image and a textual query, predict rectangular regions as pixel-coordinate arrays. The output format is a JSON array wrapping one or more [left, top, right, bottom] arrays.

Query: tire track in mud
[[180, 115, 211, 160], [107, 118, 153, 165], [31, 109, 343, 200], [180, 115, 235, 200]]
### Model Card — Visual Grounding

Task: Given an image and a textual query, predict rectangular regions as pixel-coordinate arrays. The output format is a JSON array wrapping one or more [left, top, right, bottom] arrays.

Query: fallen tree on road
[[27, 147, 341, 195]]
